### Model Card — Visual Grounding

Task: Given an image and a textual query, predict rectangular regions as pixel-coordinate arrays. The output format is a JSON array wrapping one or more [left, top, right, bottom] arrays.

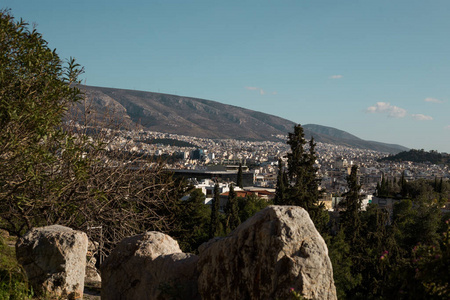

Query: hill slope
[[77, 85, 295, 141], [303, 124, 409, 153], [74, 85, 408, 153]]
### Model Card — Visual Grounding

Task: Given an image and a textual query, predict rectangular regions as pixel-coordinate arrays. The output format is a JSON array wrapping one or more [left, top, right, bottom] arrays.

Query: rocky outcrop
[[101, 231, 199, 300], [85, 240, 101, 285], [99, 206, 336, 299], [16, 225, 88, 299], [197, 206, 337, 300]]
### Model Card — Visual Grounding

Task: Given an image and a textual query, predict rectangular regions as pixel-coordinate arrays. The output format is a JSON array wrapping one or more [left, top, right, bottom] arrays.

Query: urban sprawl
[[84, 125, 449, 211]]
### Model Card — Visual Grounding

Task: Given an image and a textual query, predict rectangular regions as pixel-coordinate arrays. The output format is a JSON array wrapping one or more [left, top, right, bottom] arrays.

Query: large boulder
[[16, 225, 88, 299], [197, 206, 337, 300], [101, 231, 200, 300]]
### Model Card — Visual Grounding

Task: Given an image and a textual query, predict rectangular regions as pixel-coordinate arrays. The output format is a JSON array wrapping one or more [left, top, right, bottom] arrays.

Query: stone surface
[[85, 240, 101, 284], [197, 205, 337, 300], [16, 225, 88, 299], [101, 231, 199, 300]]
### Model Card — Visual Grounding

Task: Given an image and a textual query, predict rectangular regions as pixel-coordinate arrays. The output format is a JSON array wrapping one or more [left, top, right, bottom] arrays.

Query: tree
[[285, 126, 321, 210], [280, 125, 328, 232], [237, 163, 243, 188], [209, 183, 221, 238], [328, 230, 362, 299], [348, 204, 396, 298], [330, 166, 365, 298], [274, 158, 288, 205], [225, 184, 240, 232], [170, 188, 210, 253], [285, 124, 308, 207], [400, 171, 407, 198], [238, 194, 271, 222], [0, 9, 82, 235], [339, 165, 363, 246], [0, 11, 180, 258]]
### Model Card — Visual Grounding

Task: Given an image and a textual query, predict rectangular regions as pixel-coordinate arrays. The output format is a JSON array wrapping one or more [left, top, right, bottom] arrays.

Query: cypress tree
[[286, 124, 308, 207], [237, 163, 243, 188], [283, 125, 329, 233], [225, 184, 240, 232], [209, 183, 220, 238], [340, 165, 363, 246], [400, 171, 407, 198], [305, 137, 320, 207], [274, 158, 287, 205]]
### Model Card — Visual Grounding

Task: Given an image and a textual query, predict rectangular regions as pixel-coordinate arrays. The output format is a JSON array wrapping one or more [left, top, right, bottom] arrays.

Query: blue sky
[[4, 0, 450, 152]]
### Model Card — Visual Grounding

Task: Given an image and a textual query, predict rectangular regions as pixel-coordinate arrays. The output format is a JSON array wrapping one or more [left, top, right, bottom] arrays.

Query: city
[[89, 124, 450, 211]]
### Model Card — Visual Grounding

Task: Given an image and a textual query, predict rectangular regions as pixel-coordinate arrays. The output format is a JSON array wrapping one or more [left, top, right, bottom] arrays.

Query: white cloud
[[245, 86, 258, 91], [445, 125, 450, 131], [425, 97, 443, 104], [412, 114, 433, 121], [366, 102, 407, 118], [330, 75, 343, 79], [245, 86, 275, 96]]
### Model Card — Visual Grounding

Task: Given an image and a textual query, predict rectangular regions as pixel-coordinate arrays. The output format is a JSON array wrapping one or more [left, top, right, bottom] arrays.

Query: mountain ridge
[[74, 85, 408, 154]]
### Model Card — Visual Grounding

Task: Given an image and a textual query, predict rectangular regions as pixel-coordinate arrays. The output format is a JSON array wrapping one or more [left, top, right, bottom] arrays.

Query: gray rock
[[16, 225, 88, 299], [197, 206, 337, 300], [101, 231, 199, 300], [85, 240, 101, 284]]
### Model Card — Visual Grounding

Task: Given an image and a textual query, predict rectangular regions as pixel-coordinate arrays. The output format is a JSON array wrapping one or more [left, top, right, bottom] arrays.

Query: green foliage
[[379, 149, 450, 165], [0, 10, 181, 260], [328, 230, 362, 299], [409, 218, 450, 298], [0, 235, 33, 299], [209, 184, 221, 238], [224, 184, 240, 233], [276, 125, 328, 233], [237, 163, 243, 188], [289, 287, 308, 299], [238, 194, 271, 222], [330, 170, 450, 299], [339, 165, 363, 247], [274, 158, 288, 205], [393, 199, 441, 250], [170, 188, 210, 253], [0, 9, 83, 236], [376, 176, 449, 204]]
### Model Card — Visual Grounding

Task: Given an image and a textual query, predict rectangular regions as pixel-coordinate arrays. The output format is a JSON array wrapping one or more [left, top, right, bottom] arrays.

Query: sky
[[3, 0, 450, 153]]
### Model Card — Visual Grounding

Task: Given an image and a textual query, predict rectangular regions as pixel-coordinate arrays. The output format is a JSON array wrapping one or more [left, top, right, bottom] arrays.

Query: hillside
[[73, 85, 408, 154], [303, 124, 409, 154], [379, 149, 450, 165]]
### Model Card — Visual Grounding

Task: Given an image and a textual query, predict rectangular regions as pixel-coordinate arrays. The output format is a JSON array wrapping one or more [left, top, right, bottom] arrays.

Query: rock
[[16, 225, 88, 299], [197, 206, 337, 300], [85, 240, 101, 284], [85, 264, 102, 285], [101, 231, 199, 300]]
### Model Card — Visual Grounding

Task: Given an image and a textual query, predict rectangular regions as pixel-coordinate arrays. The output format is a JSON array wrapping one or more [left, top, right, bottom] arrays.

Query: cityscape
[[88, 124, 450, 211], [3, 2, 450, 298]]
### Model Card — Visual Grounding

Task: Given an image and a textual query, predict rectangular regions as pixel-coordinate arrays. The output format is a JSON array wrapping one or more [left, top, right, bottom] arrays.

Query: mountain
[[73, 85, 408, 154], [75, 85, 295, 141], [303, 124, 409, 154]]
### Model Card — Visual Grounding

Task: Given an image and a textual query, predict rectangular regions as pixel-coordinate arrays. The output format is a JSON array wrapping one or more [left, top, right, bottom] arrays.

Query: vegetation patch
[[379, 149, 450, 165], [0, 235, 33, 299]]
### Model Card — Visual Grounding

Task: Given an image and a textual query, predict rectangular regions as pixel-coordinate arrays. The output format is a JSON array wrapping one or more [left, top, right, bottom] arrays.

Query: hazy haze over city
[[4, 0, 450, 152]]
